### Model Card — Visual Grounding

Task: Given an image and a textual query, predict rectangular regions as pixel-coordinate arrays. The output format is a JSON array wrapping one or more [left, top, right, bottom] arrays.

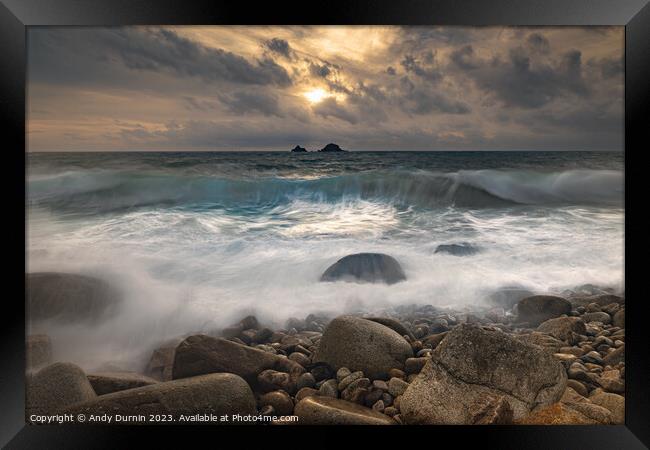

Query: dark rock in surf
[[290, 145, 308, 153], [27, 272, 122, 323], [516, 295, 572, 326], [487, 286, 535, 309], [320, 253, 406, 285], [434, 243, 480, 256], [318, 143, 347, 152], [66, 373, 256, 421]]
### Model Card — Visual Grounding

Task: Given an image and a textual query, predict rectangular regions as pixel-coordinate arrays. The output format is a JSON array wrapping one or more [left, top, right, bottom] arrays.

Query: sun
[[303, 88, 329, 104]]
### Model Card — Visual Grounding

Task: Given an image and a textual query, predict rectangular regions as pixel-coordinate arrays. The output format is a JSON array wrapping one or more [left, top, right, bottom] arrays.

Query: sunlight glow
[[303, 88, 330, 104]]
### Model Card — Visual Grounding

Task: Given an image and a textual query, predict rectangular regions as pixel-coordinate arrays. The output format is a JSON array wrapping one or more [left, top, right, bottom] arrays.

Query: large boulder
[[172, 335, 304, 385], [516, 295, 572, 326], [515, 332, 565, 354], [487, 286, 535, 310], [26, 362, 97, 417], [26, 334, 52, 370], [66, 373, 256, 422], [320, 253, 406, 285], [294, 396, 395, 425], [87, 372, 159, 395], [536, 317, 586, 344], [27, 272, 121, 323], [400, 324, 567, 424], [313, 316, 413, 379]]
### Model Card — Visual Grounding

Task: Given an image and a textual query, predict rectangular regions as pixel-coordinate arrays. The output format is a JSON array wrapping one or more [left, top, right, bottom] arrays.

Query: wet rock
[[87, 372, 159, 395], [612, 309, 625, 328], [66, 373, 256, 421], [309, 363, 335, 382], [172, 335, 304, 385], [318, 379, 339, 398], [294, 396, 395, 425], [314, 316, 413, 379], [365, 317, 416, 340], [388, 377, 409, 397], [405, 357, 428, 374], [296, 372, 316, 390], [536, 317, 586, 344], [590, 391, 624, 424], [400, 324, 566, 424], [295, 387, 318, 402], [27, 272, 121, 323], [338, 371, 364, 391], [516, 295, 572, 326], [26, 334, 52, 370], [341, 378, 371, 403], [372, 399, 385, 413], [566, 379, 589, 397], [253, 328, 273, 343], [422, 332, 448, 348], [27, 362, 97, 417], [570, 294, 624, 308], [581, 351, 604, 365], [320, 253, 406, 285], [289, 352, 310, 367], [388, 368, 406, 380], [582, 312, 611, 324], [259, 390, 294, 416], [258, 370, 296, 394], [515, 332, 564, 354], [336, 367, 351, 382], [434, 243, 480, 256]]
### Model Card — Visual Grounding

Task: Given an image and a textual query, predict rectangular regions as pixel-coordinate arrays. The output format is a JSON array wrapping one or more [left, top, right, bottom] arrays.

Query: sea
[[26, 151, 624, 370]]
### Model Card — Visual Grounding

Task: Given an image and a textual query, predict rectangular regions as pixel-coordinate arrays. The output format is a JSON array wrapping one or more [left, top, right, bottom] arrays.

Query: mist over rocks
[[515, 295, 572, 326], [320, 253, 407, 285], [27, 272, 122, 323]]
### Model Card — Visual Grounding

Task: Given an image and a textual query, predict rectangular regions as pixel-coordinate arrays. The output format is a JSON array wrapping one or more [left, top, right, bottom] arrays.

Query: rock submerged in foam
[[320, 253, 406, 285], [27, 272, 122, 323]]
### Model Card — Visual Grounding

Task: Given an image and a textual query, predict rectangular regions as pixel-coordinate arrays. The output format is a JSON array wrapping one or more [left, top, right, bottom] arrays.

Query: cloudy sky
[[27, 26, 623, 151]]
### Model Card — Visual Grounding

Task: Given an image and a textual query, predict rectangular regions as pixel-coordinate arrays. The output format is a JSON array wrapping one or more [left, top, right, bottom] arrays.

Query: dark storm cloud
[[264, 38, 292, 58], [27, 26, 624, 151], [400, 52, 443, 83], [217, 90, 283, 117], [464, 46, 589, 109], [398, 77, 470, 115], [526, 33, 551, 54], [29, 28, 292, 87]]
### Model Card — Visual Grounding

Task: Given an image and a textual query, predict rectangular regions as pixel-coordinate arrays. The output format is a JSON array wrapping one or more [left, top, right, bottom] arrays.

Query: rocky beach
[[26, 263, 625, 426]]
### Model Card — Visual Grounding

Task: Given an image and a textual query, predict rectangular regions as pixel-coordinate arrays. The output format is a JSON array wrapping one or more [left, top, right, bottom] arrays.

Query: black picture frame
[[2, 0, 648, 447]]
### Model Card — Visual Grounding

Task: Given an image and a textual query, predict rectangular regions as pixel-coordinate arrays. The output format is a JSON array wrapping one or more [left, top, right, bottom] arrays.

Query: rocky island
[[290, 145, 307, 153], [318, 143, 347, 153]]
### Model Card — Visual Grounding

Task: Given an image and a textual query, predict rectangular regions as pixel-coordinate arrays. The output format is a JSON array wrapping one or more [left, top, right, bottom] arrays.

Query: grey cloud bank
[[27, 26, 623, 151]]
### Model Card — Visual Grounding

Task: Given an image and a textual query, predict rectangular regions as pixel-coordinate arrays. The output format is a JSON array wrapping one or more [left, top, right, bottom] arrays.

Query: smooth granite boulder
[[400, 324, 567, 424], [320, 253, 406, 285], [313, 316, 413, 379], [26, 362, 97, 417], [66, 373, 256, 421], [172, 335, 304, 384], [536, 317, 587, 344]]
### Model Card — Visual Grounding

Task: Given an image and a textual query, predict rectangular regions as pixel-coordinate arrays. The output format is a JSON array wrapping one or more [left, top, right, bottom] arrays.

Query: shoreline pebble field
[[25, 267, 625, 425]]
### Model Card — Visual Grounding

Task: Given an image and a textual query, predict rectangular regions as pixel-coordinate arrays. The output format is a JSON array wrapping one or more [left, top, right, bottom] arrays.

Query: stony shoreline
[[26, 283, 625, 425]]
